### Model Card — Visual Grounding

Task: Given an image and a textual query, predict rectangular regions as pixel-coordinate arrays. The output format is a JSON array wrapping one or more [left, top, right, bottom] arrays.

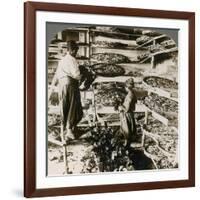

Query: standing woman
[[118, 78, 138, 147], [49, 40, 83, 140]]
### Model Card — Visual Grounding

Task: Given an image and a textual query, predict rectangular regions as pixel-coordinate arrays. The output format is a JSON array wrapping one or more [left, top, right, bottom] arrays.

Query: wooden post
[[151, 39, 156, 69], [142, 110, 148, 147], [144, 110, 148, 125], [59, 97, 69, 174], [141, 123, 145, 148], [151, 56, 155, 69], [57, 31, 62, 40], [60, 122, 69, 174]]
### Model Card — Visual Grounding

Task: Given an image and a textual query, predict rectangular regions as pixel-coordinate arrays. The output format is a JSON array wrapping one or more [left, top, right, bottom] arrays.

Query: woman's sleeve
[[51, 62, 60, 86], [61, 56, 81, 80], [123, 94, 133, 112]]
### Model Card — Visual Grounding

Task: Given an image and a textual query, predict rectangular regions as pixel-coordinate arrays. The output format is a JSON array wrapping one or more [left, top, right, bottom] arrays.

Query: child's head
[[125, 78, 135, 91]]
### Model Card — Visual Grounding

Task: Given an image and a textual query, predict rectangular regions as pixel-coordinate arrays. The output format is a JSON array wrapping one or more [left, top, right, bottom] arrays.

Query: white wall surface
[[0, 0, 199, 199]]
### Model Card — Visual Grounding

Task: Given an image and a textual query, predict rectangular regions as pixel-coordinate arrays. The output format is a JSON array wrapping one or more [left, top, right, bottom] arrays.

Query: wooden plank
[[139, 47, 178, 64], [48, 137, 63, 146], [93, 76, 141, 83], [152, 47, 178, 56], [142, 81, 178, 102], [136, 34, 167, 49]]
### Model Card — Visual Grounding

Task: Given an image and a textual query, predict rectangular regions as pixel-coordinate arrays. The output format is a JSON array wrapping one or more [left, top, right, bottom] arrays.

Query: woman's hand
[[147, 90, 151, 96], [118, 106, 124, 112]]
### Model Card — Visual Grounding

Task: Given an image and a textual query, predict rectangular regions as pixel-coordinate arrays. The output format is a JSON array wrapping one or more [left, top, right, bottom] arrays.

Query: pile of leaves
[[88, 126, 135, 172], [91, 53, 131, 64], [91, 63, 125, 77], [144, 136, 177, 169], [92, 41, 128, 49], [79, 65, 96, 91], [49, 92, 59, 106], [144, 76, 178, 90], [94, 82, 127, 107], [136, 35, 151, 45], [143, 92, 178, 116]]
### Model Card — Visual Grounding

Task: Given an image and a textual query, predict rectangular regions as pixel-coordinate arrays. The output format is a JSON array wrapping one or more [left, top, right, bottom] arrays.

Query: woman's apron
[[59, 76, 83, 130]]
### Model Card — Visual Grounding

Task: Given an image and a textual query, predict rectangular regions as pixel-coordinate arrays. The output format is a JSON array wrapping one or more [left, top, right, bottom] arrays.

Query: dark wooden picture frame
[[24, 1, 195, 198]]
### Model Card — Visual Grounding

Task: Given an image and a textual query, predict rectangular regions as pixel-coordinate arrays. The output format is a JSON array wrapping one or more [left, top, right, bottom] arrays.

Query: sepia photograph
[[24, 2, 195, 197], [47, 24, 179, 176]]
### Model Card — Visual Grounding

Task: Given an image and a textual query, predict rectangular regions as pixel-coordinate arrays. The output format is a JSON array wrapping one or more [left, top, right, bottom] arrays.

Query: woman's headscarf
[[67, 40, 79, 51]]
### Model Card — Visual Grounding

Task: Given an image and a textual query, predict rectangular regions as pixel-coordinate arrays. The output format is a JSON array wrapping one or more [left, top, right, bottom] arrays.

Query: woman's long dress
[[59, 78, 83, 130], [56, 53, 83, 130]]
